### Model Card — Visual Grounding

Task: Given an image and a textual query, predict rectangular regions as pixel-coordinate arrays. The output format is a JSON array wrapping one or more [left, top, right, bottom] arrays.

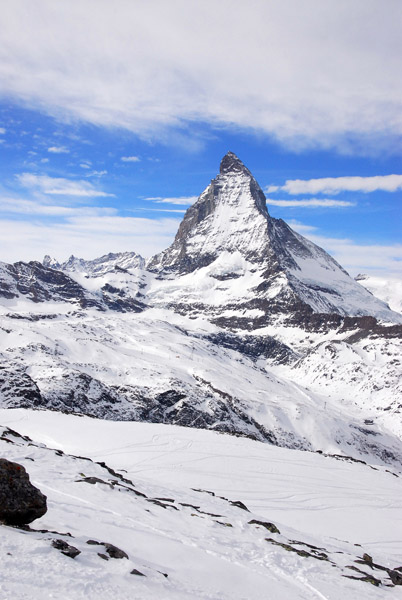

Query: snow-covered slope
[[1, 409, 402, 599], [0, 300, 401, 467], [356, 274, 402, 314]]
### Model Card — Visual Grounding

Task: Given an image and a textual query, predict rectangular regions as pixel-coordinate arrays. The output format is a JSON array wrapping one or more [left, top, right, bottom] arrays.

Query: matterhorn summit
[[148, 152, 399, 325], [148, 151, 271, 272]]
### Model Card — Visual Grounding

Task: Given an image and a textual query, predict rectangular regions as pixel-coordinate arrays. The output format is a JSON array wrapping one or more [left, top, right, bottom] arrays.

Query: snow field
[[1, 409, 401, 599]]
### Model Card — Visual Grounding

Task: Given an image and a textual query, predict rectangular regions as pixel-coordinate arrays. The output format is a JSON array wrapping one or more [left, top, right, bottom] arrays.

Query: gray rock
[[52, 539, 81, 559], [248, 519, 280, 534], [105, 543, 129, 559], [389, 569, 402, 586], [0, 458, 47, 525], [131, 569, 146, 576]]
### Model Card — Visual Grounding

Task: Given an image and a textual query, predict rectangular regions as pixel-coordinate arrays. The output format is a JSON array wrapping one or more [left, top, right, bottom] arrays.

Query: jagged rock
[[229, 500, 249, 511], [86, 539, 128, 559], [52, 539, 81, 559], [388, 569, 402, 585], [77, 476, 112, 487], [203, 331, 296, 364], [104, 543, 129, 559], [131, 569, 146, 576], [0, 459, 47, 525], [248, 519, 280, 534], [0, 364, 44, 408]]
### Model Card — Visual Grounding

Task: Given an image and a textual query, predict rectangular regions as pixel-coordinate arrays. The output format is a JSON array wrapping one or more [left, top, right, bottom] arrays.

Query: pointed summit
[[147, 153, 400, 324], [220, 151, 251, 176], [148, 152, 270, 273]]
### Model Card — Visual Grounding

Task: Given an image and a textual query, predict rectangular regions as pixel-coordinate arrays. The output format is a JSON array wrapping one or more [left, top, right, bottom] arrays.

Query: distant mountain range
[[0, 152, 401, 467]]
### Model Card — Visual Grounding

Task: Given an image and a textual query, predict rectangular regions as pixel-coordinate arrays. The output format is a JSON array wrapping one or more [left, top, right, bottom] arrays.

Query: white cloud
[[146, 196, 197, 206], [136, 207, 186, 214], [121, 156, 141, 163], [0, 197, 117, 217], [288, 220, 402, 277], [0, 215, 180, 263], [17, 173, 114, 198], [0, 2, 401, 152], [47, 145, 69, 154], [286, 220, 318, 234], [266, 198, 355, 208], [309, 234, 402, 278], [87, 170, 107, 177], [40, 158, 49, 163], [0, 127, 6, 134], [266, 174, 402, 196], [80, 163, 91, 169]]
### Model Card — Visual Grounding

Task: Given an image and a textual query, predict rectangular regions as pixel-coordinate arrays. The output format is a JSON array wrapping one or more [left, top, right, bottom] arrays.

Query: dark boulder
[[248, 519, 280, 534], [52, 539, 81, 559], [0, 458, 47, 525], [389, 569, 402, 586]]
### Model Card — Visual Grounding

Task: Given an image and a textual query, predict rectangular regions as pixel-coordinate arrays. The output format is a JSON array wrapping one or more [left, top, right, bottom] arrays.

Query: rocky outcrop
[[0, 458, 47, 524]]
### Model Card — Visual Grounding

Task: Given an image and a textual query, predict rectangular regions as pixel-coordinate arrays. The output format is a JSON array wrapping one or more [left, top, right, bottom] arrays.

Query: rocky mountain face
[[0, 152, 401, 467], [148, 152, 400, 327]]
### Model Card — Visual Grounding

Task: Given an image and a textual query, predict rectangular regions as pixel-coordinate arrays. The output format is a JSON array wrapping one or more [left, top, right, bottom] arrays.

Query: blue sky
[[0, 1, 401, 277]]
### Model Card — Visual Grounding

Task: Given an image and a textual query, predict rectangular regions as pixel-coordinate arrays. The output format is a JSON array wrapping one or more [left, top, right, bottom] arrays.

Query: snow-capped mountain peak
[[148, 153, 400, 324], [148, 151, 270, 274]]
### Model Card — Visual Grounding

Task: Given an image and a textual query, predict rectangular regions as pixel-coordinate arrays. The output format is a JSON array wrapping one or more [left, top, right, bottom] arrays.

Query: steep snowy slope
[[1, 410, 402, 599]]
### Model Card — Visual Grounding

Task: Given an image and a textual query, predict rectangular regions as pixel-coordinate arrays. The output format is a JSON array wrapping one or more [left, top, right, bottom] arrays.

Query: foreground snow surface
[[1, 409, 402, 599]]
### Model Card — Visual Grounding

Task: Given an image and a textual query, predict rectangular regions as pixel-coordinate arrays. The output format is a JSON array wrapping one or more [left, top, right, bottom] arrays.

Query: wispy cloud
[[266, 198, 355, 208], [87, 170, 107, 177], [0, 215, 181, 263], [17, 173, 114, 197], [0, 127, 6, 135], [0, 3, 401, 152], [0, 197, 117, 217], [287, 220, 402, 277], [121, 156, 140, 162], [135, 207, 186, 214], [47, 145, 69, 154], [266, 174, 402, 196], [286, 220, 318, 234], [146, 196, 197, 206], [310, 235, 402, 278]]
